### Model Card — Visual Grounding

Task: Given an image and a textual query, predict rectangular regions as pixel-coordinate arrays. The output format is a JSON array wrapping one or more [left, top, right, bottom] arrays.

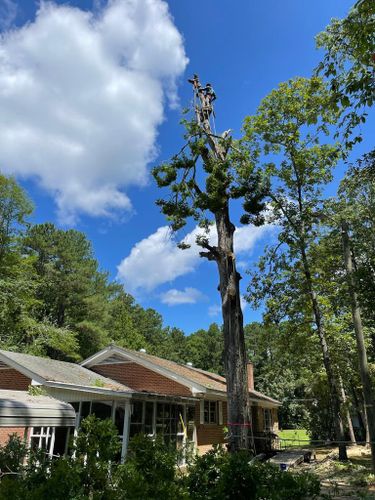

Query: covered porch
[[67, 393, 198, 462]]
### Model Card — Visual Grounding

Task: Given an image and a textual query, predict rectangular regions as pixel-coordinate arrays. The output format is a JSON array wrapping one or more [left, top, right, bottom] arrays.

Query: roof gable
[[82, 346, 207, 394], [0, 350, 133, 395], [81, 345, 281, 406]]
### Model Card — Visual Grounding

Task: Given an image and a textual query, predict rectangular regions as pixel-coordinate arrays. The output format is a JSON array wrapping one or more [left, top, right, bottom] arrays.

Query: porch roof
[[0, 389, 76, 427]]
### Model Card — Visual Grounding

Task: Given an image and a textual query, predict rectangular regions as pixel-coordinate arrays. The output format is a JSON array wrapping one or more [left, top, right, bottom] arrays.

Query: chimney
[[247, 362, 254, 390]]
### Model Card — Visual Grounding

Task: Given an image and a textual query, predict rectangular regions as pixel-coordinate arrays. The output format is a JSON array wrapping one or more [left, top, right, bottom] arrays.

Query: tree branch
[[199, 251, 217, 261]]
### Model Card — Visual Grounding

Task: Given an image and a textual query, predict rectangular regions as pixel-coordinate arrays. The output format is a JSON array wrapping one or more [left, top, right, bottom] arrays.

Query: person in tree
[[201, 82, 217, 106]]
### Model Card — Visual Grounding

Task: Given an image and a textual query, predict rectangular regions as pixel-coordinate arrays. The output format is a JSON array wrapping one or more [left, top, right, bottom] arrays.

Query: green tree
[[316, 0, 375, 146], [244, 322, 315, 430], [153, 76, 266, 451], [333, 151, 375, 470], [186, 323, 224, 374], [23, 223, 114, 358], [0, 174, 33, 273], [243, 77, 348, 459]]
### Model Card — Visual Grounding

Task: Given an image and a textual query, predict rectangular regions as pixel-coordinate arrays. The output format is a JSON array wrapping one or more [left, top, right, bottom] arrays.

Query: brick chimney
[[247, 362, 254, 390]]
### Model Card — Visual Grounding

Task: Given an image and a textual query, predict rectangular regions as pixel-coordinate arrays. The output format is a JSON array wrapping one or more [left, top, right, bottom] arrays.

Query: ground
[[299, 445, 375, 499]]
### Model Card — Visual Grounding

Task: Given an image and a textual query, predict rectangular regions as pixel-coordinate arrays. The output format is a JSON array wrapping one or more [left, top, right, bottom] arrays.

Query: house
[[0, 345, 280, 460]]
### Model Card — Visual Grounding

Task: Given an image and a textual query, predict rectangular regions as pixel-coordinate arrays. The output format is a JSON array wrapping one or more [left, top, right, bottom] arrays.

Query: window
[[144, 402, 154, 436], [130, 401, 143, 437], [204, 401, 218, 424], [264, 408, 273, 431], [30, 426, 52, 452]]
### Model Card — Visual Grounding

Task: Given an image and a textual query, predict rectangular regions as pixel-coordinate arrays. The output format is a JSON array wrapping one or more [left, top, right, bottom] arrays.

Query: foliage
[[0, 416, 120, 500], [316, 0, 375, 146], [245, 322, 314, 429], [337, 150, 375, 340], [0, 424, 322, 500], [115, 434, 187, 499], [185, 445, 320, 500], [0, 174, 33, 272], [0, 173, 195, 365], [185, 323, 224, 374]]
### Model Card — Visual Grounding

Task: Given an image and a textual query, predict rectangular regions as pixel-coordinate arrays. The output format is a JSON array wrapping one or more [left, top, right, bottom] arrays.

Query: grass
[[278, 429, 310, 447]]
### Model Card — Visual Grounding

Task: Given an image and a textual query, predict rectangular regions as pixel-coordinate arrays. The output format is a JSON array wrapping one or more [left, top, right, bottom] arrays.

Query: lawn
[[278, 429, 310, 447]]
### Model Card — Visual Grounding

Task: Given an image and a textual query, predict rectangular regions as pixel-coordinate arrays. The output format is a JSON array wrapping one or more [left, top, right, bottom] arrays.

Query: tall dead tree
[[153, 75, 264, 452]]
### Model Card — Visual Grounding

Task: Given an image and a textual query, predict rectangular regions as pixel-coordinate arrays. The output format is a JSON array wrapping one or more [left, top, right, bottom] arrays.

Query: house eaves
[[81, 346, 207, 395]]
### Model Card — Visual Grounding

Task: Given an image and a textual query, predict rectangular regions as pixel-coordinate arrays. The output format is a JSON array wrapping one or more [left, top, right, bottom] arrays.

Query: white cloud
[[117, 223, 273, 293], [160, 287, 204, 306], [236, 260, 248, 270], [208, 296, 246, 318], [240, 295, 248, 311], [208, 304, 221, 317], [0, 0, 188, 223]]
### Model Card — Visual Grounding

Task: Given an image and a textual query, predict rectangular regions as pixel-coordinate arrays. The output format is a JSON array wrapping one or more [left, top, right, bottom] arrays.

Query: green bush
[[0, 416, 120, 500], [0, 424, 320, 499], [185, 445, 320, 500], [115, 434, 188, 499]]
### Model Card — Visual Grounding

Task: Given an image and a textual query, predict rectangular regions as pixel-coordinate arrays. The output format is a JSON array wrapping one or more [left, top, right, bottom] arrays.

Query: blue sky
[[1, 0, 373, 334]]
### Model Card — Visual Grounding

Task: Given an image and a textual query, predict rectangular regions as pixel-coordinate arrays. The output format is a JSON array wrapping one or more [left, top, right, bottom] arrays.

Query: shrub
[[0, 425, 321, 499], [114, 434, 188, 499], [185, 446, 320, 500]]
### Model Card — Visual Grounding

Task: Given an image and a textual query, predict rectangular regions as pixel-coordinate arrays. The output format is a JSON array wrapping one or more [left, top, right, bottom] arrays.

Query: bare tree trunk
[[300, 246, 348, 460], [363, 404, 371, 448], [214, 208, 252, 452], [341, 221, 375, 471], [339, 375, 356, 445], [192, 76, 253, 453], [352, 385, 370, 445]]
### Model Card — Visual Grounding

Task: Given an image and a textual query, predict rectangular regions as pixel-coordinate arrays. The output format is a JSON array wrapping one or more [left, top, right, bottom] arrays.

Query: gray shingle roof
[[84, 346, 281, 405], [0, 350, 133, 393]]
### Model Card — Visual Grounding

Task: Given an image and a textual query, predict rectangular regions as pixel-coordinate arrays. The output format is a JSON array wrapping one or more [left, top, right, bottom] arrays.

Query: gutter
[[44, 381, 134, 398]]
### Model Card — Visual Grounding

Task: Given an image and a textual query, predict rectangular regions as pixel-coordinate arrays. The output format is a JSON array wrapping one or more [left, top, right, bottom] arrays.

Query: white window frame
[[29, 426, 56, 458]]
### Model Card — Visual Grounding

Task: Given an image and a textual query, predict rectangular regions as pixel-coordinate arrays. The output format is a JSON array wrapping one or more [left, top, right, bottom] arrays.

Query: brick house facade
[[0, 346, 281, 458]]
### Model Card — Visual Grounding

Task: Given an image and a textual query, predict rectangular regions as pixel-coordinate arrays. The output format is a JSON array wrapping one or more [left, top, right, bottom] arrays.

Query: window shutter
[[200, 400, 204, 424], [218, 401, 223, 425]]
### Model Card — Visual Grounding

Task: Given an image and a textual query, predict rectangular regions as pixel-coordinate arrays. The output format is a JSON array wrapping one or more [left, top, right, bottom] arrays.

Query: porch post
[[121, 400, 131, 463], [48, 427, 56, 458]]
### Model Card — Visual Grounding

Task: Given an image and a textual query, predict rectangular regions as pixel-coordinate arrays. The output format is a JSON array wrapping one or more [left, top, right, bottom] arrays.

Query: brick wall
[[0, 427, 26, 446], [252, 406, 279, 433], [91, 362, 192, 397], [0, 369, 31, 390], [194, 401, 227, 454]]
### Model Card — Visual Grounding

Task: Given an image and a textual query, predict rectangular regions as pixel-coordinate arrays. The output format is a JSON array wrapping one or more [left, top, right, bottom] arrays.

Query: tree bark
[[339, 375, 356, 445], [362, 403, 371, 448], [300, 245, 348, 460], [192, 75, 253, 453], [214, 207, 253, 452], [341, 221, 375, 471]]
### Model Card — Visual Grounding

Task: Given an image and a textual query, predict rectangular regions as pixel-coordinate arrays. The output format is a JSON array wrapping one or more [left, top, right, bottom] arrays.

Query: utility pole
[[188, 74, 254, 452]]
